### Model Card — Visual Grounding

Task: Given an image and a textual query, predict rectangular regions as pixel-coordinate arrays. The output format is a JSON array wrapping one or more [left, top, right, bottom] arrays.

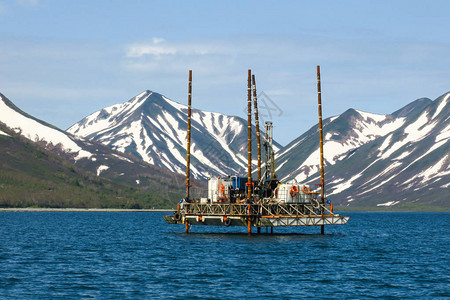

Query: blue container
[[232, 177, 247, 190]]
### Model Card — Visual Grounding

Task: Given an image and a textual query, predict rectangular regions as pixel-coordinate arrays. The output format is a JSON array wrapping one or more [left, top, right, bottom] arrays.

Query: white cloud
[[16, 0, 39, 7], [152, 37, 165, 44], [125, 38, 220, 59], [126, 44, 177, 57], [125, 38, 177, 58]]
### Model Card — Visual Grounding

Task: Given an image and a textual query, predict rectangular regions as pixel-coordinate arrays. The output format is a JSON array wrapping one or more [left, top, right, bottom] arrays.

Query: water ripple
[[0, 211, 448, 299]]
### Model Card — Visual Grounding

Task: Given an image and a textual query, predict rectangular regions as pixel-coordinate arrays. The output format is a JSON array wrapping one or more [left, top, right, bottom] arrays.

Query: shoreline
[[0, 208, 175, 212]]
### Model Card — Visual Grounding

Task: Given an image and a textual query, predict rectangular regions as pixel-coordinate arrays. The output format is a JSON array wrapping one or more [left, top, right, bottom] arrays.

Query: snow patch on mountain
[[329, 172, 363, 195], [436, 124, 450, 142], [0, 94, 92, 160], [432, 93, 449, 119], [191, 143, 226, 176], [97, 165, 109, 176], [403, 156, 449, 186], [393, 150, 413, 161], [163, 95, 185, 111], [111, 153, 133, 163], [380, 112, 436, 159], [75, 150, 93, 161], [377, 201, 399, 207], [356, 110, 388, 123], [353, 111, 405, 143]]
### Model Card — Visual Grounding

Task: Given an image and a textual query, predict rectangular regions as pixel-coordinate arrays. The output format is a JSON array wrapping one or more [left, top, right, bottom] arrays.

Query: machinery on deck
[[163, 68, 350, 234]]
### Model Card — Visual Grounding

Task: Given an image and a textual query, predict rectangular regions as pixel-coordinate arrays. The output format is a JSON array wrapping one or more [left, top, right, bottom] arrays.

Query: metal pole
[[247, 69, 252, 200], [252, 74, 261, 183], [317, 65, 325, 235], [247, 204, 252, 236], [186, 70, 192, 201], [185, 220, 189, 234]]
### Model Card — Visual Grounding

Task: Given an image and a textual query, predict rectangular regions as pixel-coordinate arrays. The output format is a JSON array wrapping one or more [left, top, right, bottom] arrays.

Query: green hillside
[[0, 126, 185, 209]]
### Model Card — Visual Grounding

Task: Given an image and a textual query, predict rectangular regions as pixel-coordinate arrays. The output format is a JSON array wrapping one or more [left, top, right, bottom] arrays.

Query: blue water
[[0, 212, 448, 299]]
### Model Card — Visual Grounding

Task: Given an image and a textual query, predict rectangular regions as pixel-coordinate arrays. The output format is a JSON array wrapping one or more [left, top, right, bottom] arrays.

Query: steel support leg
[[185, 221, 189, 234]]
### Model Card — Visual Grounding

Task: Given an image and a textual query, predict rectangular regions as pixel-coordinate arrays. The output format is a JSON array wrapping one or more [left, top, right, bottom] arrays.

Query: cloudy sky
[[0, 0, 449, 145]]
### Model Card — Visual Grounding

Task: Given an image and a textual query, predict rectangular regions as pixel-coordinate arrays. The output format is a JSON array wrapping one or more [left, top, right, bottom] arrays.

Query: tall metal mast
[[264, 121, 275, 180], [317, 65, 325, 235], [252, 74, 261, 183], [185, 70, 192, 201], [247, 69, 252, 200], [165, 68, 351, 234]]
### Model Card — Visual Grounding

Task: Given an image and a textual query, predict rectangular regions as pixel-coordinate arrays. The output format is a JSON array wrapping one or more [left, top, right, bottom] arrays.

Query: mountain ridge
[[67, 89, 449, 209], [1, 89, 448, 210], [276, 92, 449, 209], [68, 90, 281, 179]]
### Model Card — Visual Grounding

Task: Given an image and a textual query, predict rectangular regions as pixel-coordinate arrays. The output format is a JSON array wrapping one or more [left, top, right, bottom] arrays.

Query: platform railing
[[182, 202, 335, 217]]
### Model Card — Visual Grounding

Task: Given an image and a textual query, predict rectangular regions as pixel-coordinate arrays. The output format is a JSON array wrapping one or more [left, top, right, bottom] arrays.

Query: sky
[[0, 0, 449, 145]]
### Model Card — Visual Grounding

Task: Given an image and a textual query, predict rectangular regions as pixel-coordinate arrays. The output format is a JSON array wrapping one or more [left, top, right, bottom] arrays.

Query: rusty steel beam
[[185, 220, 189, 233], [247, 203, 252, 235], [186, 70, 192, 201], [317, 66, 324, 202], [247, 69, 252, 200], [252, 74, 261, 183], [317, 65, 325, 235]]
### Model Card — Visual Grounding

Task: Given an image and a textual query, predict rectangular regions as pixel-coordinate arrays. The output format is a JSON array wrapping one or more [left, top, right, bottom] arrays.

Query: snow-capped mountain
[[0, 92, 93, 162], [276, 92, 449, 209], [0, 92, 192, 193], [68, 90, 280, 179], [3, 86, 446, 209]]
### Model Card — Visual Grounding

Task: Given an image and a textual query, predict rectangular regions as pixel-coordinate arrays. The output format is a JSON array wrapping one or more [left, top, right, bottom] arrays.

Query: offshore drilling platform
[[164, 67, 350, 235]]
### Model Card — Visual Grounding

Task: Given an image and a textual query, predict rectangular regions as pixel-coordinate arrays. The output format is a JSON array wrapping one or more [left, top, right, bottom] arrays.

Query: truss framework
[[164, 203, 349, 227]]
